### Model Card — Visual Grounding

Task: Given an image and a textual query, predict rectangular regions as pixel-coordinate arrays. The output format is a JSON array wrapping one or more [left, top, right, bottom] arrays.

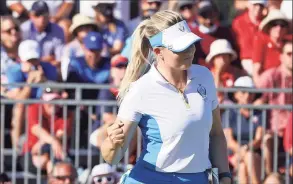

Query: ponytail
[[117, 19, 152, 103]]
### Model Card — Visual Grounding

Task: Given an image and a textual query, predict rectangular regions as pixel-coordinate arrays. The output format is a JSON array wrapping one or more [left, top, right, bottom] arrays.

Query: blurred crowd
[[0, 0, 292, 183]]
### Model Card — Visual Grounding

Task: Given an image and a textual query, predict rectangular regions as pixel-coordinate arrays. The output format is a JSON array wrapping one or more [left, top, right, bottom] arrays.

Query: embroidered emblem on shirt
[[197, 84, 207, 99], [179, 23, 185, 32]]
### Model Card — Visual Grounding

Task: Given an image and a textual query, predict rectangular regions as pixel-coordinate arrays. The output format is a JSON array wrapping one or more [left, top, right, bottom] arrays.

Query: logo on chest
[[197, 84, 207, 100]]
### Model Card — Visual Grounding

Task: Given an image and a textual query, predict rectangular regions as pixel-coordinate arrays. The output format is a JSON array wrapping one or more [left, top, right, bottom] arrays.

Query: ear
[[153, 47, 164, 60]]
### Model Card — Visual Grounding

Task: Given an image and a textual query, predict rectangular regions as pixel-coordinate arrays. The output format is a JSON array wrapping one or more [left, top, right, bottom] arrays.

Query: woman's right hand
[[107, 121, 125, 149]]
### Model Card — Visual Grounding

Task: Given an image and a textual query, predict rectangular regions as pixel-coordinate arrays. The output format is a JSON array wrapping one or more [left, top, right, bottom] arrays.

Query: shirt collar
[[30, 21, 52, 33], [149, 63, 197, 85]]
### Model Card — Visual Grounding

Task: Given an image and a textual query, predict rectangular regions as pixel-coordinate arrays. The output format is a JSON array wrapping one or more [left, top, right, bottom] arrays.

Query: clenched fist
[[107, 121, 125, 149]]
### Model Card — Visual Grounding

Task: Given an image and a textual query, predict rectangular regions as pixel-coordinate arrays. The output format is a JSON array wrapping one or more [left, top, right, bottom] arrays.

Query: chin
[[179, 63, 192, 70]]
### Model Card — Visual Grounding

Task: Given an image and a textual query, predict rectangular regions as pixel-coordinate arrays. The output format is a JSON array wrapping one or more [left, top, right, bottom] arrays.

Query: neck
[[270, 36, 282, 45], [156, 62, 187, 90], [4, 45, 18, 58], [281, 64, 292, 77], [248, 12, 260, 25]]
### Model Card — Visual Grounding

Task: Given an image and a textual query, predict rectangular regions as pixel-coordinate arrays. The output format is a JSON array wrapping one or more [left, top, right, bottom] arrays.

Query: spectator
[[93, 2, 128, 56], [232, 0, 267, 75], [20, 88, 73, 174], [61, 14, 98, 81], [1, 16, 22, 93], [121, 0, 162, 60], [191, 0, 238, 66], [48, 161, 77, 184], [7, 0, 74, 23], [20, 0, 65, 66], [283, 113, 293, 177], [177, 0, 198, 31], [66, 31, 110, 148], [222, 76, 264, 184], [90, 163, 119, 184], [5, 39, 58, 149], [127, 0, 162, 35], [206, 39, 246, 103], [259, 35, 292, 174], [58, 18, 73, 44], [66, 31, 110, 99], [6, 40, 58, 99], [252, 9, 290, 82]]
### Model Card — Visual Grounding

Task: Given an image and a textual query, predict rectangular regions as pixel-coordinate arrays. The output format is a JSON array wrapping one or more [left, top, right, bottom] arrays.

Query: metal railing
[[0, 83, 292, 184]]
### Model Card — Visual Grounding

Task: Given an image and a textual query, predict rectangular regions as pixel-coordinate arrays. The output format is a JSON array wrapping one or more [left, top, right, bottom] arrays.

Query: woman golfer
[[101, 10, 231, 184]]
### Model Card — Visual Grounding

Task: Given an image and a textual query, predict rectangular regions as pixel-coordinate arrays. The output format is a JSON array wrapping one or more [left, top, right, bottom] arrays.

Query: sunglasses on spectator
[[52, 175, 76, 182], [92, 176, 115, 184], [180, 4, 193, 11], [1, 26, 20, 34], [270, 20, 288, 28]]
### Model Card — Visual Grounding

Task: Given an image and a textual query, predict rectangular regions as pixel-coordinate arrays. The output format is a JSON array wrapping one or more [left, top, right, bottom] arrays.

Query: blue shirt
[[67, 57, 110, 84], [67, 57, 110, 100], [21, 21, 65, 61], [6, 62, 58, 99], [1, 46, 19, 84], [221, 108, 263, 146], [102, 19, 128, 48]]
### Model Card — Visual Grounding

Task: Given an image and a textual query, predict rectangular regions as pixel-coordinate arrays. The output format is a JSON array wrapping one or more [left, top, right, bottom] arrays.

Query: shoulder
[[260, 67, 277, 80], [7, 63, 22, 73], [40, 62, 56, 70], [232, 11, 247, 24], [123, 73, 153, 100], [50, 22, 63, 32], [190, 64, 213, 79]]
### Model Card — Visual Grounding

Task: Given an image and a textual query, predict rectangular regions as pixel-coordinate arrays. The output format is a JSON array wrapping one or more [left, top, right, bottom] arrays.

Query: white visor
[[148, 20, 201, 52]]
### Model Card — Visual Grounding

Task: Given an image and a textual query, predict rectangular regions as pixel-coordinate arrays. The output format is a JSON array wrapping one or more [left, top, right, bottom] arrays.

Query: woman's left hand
[[220, 177, 232, 184]]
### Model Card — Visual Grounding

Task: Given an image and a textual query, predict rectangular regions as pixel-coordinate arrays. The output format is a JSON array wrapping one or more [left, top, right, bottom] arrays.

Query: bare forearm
[[32, 125, 56, 145], [209, 134, 230, 173], [101, 137, 123, 164], [55, 3, 74, 20]]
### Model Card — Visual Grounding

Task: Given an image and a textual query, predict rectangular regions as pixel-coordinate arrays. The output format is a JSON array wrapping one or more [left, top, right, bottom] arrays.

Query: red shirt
[[23, 104, 73, 153], [257, 66, 292, 136], [232, 11, 260, 60], [284, 113, 292, 153], [191, 26, 239, 66], [252, 31, 282, 72]]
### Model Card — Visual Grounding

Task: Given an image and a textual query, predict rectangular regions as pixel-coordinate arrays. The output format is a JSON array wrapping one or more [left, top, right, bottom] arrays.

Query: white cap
[[234, 76, 255, 88], [148, 20, 201, 52], [18, 40, 40, 62], [206, 39, 237, 63], [91, 163, 114, 176], [281, 0, 292, 20], [248, 0, 267, 5]]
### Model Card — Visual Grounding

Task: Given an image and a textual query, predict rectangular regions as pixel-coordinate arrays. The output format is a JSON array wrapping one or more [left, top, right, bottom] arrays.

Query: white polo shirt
[[118, 64, 218, 173]]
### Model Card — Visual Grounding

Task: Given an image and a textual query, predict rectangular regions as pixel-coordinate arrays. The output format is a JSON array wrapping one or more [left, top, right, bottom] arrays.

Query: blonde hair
[[118, 10, 184, 103]]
